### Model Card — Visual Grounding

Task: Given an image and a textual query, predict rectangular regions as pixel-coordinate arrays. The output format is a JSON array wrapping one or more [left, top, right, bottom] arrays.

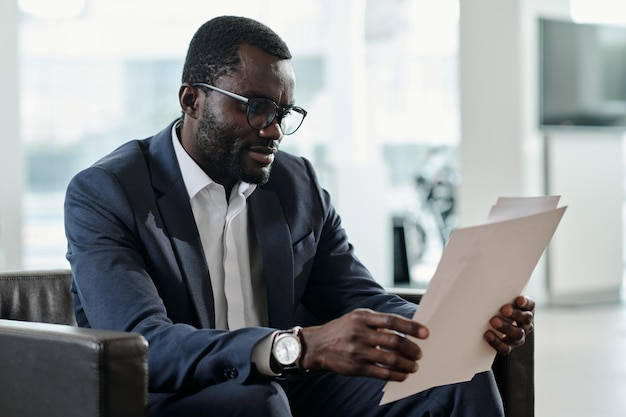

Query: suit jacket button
[[224, 368, 238, 379]]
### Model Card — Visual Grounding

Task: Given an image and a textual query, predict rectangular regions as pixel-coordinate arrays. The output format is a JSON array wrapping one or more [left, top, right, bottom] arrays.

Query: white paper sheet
[[381, 196, 566, 405]]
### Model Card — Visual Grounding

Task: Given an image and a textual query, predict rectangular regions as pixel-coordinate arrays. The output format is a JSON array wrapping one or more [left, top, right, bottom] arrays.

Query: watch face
[[273, 334, 301, 365]]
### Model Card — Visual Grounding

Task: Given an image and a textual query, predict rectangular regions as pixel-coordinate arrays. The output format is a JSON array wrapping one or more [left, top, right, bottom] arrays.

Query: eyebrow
[[241, 88, 295, 107]]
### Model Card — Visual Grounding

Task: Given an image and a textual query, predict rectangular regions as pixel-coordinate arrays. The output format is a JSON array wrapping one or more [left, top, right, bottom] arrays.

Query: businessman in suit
[[64, 16, 534, 417]]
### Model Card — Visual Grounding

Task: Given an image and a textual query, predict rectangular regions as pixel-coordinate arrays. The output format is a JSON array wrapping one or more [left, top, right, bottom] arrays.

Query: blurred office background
[[3, 0, 625, 301], [2, 0, 462, 285], [1, 0, 626, 415]]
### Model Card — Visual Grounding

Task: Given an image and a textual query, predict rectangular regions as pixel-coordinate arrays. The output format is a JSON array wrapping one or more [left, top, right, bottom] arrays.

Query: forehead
[[221, 44, 296, 103]]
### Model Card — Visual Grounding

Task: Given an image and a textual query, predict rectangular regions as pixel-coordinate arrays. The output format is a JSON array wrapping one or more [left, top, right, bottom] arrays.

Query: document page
[[381, 196, 566, 405]]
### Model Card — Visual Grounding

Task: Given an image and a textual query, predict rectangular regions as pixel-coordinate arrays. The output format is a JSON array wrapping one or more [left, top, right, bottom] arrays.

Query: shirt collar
[[171, 120, 257, 200]]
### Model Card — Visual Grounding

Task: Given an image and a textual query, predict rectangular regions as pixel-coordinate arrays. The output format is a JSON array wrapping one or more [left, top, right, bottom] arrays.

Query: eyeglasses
[[192, 83, 307, 135]]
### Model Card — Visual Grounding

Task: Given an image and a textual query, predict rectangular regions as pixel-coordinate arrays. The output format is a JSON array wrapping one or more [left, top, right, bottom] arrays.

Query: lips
[[247, 145, 276, 165]]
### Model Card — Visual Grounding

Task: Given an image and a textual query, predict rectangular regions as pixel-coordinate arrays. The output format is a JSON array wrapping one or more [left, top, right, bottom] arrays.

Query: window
[[9, 0, 461, 287]]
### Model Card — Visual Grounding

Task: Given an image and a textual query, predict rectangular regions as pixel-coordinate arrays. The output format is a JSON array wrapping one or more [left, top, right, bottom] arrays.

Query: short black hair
[[181, 15, 292, 85]]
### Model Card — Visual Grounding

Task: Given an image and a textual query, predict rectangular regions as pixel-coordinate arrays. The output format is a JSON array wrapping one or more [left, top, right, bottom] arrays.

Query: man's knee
[[149, 380, 292, 417], [241, 381, 292, 417]]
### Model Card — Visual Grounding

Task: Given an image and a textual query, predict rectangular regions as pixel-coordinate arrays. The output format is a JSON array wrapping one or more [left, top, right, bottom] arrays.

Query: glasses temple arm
[[192, 83, 249, 104]]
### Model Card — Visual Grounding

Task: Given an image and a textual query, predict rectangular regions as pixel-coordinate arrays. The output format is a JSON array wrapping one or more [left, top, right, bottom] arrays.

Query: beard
[[195, 103, 275, 186]]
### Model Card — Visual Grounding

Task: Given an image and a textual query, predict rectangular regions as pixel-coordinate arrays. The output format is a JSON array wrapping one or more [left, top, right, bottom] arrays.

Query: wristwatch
[[270, 326, 304, 375]]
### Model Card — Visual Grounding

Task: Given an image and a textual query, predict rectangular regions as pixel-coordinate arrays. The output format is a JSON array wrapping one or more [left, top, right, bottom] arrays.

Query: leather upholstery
[[492, 332, 535, 417], [0, 270, 76, 325], [0, 270, 148, 417]]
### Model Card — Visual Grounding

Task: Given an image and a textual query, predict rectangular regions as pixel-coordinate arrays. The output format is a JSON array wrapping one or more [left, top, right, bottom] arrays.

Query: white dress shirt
[[171, 122, 268, 330], [171, 122, 278, 376]]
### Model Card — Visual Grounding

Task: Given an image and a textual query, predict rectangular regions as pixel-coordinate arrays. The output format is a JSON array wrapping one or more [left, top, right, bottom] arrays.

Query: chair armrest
[[0, 319, 148, 417], [492, 331, 535, 417]]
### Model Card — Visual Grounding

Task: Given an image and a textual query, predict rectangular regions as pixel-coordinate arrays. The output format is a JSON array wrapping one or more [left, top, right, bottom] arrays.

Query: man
[[64, 16, 534, 417]]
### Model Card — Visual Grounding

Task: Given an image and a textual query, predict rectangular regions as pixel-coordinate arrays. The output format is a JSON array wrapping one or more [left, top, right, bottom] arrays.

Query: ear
[[179, 83, 201, 119]]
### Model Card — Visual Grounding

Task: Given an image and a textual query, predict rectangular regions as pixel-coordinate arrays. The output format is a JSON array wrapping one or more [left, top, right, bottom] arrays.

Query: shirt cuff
[[252, 331, 280, 376]]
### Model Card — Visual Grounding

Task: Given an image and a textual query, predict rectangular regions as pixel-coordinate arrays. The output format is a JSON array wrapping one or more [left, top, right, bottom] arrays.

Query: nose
[[258, 118, 284, 141]]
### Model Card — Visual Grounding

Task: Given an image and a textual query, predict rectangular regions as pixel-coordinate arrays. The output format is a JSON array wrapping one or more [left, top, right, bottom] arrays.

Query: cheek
[[230, 123, 258, 148], [218, 102, 250, 131], [223, 129, 253, 158]]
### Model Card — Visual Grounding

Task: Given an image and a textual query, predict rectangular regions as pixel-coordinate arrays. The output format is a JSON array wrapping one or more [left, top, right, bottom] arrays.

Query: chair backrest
[[0, 269, 76, 325]]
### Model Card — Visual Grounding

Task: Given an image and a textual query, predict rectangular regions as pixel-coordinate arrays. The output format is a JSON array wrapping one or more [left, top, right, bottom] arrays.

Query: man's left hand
[[484, 295, 535, 355]]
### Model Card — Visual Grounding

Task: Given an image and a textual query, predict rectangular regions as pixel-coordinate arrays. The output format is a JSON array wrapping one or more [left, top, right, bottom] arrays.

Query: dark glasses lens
[[246, 99, 277, 130], [279, 107, 307, 135], [246, 99, 306, 135]]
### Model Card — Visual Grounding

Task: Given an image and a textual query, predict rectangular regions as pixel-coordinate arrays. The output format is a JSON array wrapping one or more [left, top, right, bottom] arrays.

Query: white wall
[[546, 130, 624, 303], [0, 0, 23, 270]]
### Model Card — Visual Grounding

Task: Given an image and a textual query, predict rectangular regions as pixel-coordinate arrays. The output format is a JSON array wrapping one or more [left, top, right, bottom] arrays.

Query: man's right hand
[[298, 309, 429, 381]]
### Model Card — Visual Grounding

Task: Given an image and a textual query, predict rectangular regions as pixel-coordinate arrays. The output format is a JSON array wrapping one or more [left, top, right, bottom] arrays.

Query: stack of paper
[[381, 196, 566, 405]]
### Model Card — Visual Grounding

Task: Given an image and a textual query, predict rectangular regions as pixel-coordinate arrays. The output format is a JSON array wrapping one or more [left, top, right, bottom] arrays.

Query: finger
[[490, 316, 526, 345], [373, 329, 422, 361], [501, 297, 533, 317], [354, 309, 429, 340], [368, 346, 420, 375], [500, 299, 535, 333], [358, 362, 417, 382], [515, 295, 535, 312], [317, 351, 415, 381], [345, 316, 423, 364], [501, 306, 534, 335], [484, 330, 514, 355], [516, 310, 534, 335], [501, 307, 534, 328], [325, 336, 419, 380]]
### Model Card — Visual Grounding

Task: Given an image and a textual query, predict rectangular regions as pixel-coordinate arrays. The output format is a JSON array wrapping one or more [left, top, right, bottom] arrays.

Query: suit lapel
[[147, 122, 297, 330], [249, 188, 295, 329], [149, 122, 215, 328]]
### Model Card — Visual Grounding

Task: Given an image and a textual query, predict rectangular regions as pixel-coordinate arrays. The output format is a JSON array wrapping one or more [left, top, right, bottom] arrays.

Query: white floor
[[534, 302, 626, 417]]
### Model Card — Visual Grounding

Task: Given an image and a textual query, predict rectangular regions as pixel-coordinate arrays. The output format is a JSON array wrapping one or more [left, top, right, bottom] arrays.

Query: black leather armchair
[[0, 270, 148, 417]]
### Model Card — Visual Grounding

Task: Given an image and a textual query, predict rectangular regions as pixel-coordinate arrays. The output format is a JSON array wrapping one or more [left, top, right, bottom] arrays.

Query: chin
[[238, 166, 272, 186]]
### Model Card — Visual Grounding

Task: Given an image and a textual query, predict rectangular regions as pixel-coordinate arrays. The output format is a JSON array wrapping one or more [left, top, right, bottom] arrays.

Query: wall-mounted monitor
[[539, 18, 626, 129]]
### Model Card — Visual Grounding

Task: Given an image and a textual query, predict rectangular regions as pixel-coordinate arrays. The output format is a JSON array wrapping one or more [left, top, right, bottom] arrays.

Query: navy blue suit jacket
[[64, 120, 415, 394]]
